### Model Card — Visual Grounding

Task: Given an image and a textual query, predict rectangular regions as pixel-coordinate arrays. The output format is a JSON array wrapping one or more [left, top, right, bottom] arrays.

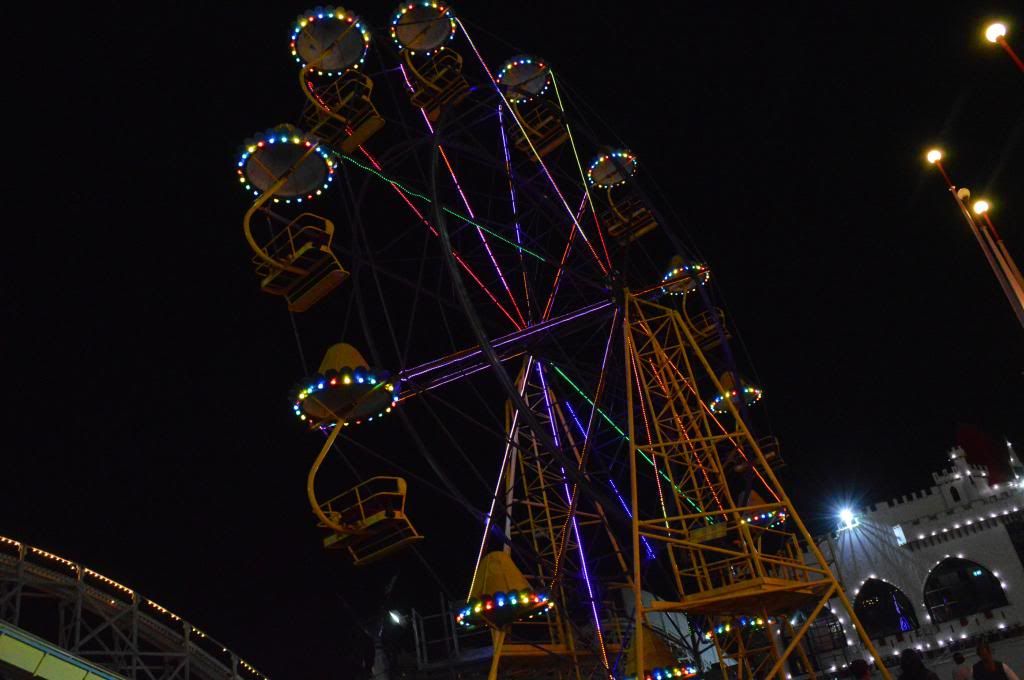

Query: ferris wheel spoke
[[549, 69, 613, 270], [351, 144, 526, 330], [399, 80, 530, 328], [400, 227, 435, 367], [456, 18, 612, 279], [496, 103, 535, 320]]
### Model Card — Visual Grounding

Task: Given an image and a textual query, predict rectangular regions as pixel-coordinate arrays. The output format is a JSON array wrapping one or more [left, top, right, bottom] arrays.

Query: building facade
[[810, 443, 1024, 672]]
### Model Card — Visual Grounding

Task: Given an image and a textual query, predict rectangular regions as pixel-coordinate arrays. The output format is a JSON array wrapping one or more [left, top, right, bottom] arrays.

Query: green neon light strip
[[550, 364, 706, 515], [335, 152, 549, 263]]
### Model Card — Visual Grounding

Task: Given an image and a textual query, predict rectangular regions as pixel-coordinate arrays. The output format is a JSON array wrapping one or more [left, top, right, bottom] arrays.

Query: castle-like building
[[808, 439, 1024, 673]]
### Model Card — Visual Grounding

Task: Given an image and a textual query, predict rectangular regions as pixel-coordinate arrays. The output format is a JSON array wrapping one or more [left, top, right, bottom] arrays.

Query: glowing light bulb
[[973, 200, 990, 214], [986, 23, 1008, 43], [926, 149, 943, 164]]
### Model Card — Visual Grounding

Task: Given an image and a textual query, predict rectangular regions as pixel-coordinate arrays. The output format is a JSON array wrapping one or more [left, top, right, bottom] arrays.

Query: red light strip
[[542, 193, 587, 320], [357, 146, 523, 330], [436, 142, 527, 327], [645, 357, 726, 515], [627, 334, 670, 524]]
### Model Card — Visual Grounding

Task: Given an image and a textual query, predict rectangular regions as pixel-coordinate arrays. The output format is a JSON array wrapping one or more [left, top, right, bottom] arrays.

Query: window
[[892, 525, 907, 546], [854, 580, 919, 640], [950, 487, 961, 502], [924, 558, 1007, 623]]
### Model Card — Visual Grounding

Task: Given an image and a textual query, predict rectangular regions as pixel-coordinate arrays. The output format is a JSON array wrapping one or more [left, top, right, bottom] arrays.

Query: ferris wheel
[[233, 4, 888, 680]]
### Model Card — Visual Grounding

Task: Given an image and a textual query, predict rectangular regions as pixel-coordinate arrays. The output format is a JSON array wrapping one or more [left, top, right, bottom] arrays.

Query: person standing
[[900, 648, 940, 680], [973, 642, 1020, 680], [955, 653, 973, 680], [850, 658, 871, 679]]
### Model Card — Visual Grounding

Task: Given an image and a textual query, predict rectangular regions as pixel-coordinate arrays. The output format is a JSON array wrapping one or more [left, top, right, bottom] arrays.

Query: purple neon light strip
[[402, 361, 506, 397], [467, 356, 535, 601], [563, 400, 656, 560], [455, 19, 609, 277], [409, 77, 525, 328], [400, 300, 613, 381], [536, 362, 609, 669], [498, 103, 531, 315]]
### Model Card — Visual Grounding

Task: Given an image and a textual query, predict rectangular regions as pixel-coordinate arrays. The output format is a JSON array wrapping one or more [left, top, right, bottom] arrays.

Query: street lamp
[[984, 21, 1024, 72], [985, 23, 1007, 43], [924, 150, 1024, 329]]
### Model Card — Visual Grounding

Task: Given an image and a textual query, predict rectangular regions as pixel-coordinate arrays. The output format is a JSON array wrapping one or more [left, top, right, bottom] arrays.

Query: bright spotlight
[[926, 149, 943, 164], [986, 23, 1007, 43], [973, 200, 990, 215], [389, 611, 402, 625], [839, 508, 859, 531]]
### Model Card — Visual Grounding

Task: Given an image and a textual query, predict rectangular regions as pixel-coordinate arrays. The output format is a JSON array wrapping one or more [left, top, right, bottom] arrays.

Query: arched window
[[924, 558, 1007, 623], [853, 579, 919, 640], [950, 487, 961, 502]]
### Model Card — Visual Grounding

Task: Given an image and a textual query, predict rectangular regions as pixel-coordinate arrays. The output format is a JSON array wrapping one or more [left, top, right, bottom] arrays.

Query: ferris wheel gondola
[[390, 2, 468, 121], [588, 149, 658, 244], [708, 371, 764, 415], [237, 125, 348, 311], [292, 8, 386, 153], [301, 344, 421, 565], [497, 56, 568, 159]]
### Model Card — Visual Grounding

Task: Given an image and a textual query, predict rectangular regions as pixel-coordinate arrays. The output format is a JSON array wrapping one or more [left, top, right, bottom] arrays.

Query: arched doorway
[[924, 557, 1007, 623], [853, 579, 919, 639]]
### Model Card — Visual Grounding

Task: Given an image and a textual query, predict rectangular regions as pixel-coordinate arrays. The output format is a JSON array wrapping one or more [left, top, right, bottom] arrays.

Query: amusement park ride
[[233, 4, 889, 679]]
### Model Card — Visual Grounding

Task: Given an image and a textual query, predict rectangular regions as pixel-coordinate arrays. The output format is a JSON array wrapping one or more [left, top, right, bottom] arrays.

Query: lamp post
[[972, 200, 1024, 291], [926, 149, 1024, 329], [985, 23, 1024, 73]]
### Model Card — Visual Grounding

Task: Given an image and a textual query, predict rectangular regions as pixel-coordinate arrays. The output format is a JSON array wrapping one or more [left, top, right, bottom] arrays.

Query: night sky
[[6, 2, 1024, 677]]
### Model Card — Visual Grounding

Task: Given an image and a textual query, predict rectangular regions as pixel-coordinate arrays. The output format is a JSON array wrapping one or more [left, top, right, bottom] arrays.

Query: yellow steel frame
[[477, 359, 632, 680], [622, 293, 889, 680]]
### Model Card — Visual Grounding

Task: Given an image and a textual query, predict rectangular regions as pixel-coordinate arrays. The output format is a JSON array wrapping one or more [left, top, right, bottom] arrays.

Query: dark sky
[[6, 2, 1023, 678]]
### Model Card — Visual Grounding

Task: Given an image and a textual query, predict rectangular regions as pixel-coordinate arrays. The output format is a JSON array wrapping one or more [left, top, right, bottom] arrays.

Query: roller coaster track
[[0, 536, 268, 680]]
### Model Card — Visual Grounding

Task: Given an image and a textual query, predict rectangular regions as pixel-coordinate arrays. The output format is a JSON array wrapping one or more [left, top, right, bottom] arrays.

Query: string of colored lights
[[497, 103, 531, 317], [290, 9, 370, 74], [547, 364, 705, 516], [536, 361, 610, 671], [562, 400, 657, 560], [549, 70, 612, 270], [350, 146, 524, 330], [466, 357, 534, 601], [0, 535, 269, 680], [455, 18, 609, 277]]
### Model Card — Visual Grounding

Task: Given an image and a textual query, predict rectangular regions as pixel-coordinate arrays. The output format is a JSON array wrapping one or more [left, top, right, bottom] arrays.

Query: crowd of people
[[847, 642, 1019, 680]]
